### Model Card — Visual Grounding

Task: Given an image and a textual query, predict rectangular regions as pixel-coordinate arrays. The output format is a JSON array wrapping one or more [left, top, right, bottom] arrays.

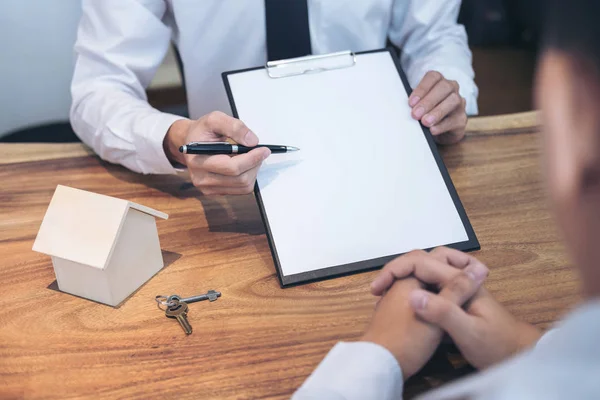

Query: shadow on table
[[403, 344, 476, 399], [100, 160, 265, 236]]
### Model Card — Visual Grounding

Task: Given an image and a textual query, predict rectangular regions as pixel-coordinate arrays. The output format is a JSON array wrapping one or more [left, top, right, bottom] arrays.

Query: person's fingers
[[438, 263, 488, 305], [409, 289, 477, 342], [429, 247, 483, 270], [371, 248, 490, 296], [412, 79, 458, 121], [408, 257, 488, 328], [370, 250, 463, 296], [202, 111, 259, 146], [421, 92, 463, 129], [189, 148, 270, 176], [429, 98, 467, 133], [429, 113, 468, 147], [370, 251, 425, 295], [409, 71, 444, 107]]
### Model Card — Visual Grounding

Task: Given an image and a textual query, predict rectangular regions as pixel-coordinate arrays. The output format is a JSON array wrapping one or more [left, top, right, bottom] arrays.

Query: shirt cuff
[[134, 112, 188, 175], [293, 342, 403, 400]]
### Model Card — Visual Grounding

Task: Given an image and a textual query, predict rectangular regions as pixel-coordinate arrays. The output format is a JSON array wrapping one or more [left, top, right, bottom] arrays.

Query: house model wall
[[33, 185, 168, 306]]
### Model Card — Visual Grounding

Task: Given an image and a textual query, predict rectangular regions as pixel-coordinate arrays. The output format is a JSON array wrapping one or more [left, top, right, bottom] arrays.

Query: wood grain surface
[[0, 128, 580, 399], [465, 111, 539, 136], [0, 142, 93, 165]]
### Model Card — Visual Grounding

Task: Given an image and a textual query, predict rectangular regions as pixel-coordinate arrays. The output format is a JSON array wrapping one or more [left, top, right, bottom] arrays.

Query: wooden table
[[0, 114, 581, 399]]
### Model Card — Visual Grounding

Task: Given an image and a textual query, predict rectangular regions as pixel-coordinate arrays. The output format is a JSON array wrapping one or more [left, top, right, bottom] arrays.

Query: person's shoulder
[[491, 303, 600, 400], [489, 356, 600, 400]]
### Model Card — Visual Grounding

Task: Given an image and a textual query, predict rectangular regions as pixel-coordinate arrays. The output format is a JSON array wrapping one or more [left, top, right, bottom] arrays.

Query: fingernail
[[409, 96, 420, 107], [414, 107, 425, 119], [262, 148, 271, 160], [465, 263, 489, 282], [409, 290, 429, 310], [244, 130, 258, 146], [424, 114, 436, 126]]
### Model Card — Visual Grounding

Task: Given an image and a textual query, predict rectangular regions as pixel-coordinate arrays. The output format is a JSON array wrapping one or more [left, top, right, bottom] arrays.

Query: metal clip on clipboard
[[265, 50, 356, 79]]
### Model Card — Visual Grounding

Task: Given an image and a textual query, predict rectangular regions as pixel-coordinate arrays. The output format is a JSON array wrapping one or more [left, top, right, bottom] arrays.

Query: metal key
[[168, 290, 221, 305], [165, 300, 193, 335]]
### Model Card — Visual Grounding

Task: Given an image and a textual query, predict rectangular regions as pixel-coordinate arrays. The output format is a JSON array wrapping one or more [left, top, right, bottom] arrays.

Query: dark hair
[[543, 0, 600, 74]]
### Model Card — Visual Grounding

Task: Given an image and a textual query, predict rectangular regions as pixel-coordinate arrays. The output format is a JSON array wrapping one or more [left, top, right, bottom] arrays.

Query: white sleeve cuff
[[293, 342, 403, 400], [134, 112, 187, 175]]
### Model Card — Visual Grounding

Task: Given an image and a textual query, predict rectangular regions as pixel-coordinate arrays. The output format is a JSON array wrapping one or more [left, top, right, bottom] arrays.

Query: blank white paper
[[227, 52, 469, 278]]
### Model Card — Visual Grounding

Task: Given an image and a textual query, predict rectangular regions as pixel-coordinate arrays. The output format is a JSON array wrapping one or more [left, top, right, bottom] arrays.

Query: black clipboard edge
[[222, 48, 480, 288], [280, 240, 478, 287]]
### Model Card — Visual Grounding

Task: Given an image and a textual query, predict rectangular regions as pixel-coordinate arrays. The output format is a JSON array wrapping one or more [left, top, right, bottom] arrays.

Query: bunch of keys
[[155, 290, 221, 335]]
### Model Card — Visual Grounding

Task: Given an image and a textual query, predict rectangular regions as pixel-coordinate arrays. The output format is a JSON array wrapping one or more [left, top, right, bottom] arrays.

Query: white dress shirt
[[70, 0, 478, 175], [293, 299, 600, 399]]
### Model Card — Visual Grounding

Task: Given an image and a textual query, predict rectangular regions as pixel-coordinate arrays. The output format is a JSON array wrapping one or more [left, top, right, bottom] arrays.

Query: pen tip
[[179, 145, 185, 153], [287, 146, 300, 152]]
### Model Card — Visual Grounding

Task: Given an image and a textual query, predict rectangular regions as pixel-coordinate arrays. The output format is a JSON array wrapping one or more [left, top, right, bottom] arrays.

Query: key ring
[[155, 295, 183, 310], [155, 295, 176, 310]]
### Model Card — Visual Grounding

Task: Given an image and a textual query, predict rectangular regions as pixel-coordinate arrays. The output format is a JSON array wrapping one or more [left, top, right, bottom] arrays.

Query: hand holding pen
[[163, 112, 297, 196]]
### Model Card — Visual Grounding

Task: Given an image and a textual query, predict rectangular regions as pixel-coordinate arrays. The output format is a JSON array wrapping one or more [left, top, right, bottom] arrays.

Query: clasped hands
[[362, 247, 542, 380]]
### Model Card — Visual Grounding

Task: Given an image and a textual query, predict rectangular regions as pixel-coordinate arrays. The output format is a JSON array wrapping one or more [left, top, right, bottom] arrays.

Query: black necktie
[[264, 0, 312, 62]]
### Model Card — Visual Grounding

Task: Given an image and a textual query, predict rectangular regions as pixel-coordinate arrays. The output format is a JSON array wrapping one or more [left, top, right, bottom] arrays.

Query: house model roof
[[32, 185, 168, 270]]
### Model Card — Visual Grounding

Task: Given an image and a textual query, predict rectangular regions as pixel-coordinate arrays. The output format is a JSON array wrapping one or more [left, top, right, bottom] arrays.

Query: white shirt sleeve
[[389, 0, 479, 116], [292, 342, 404, 400], [70, 0, 186, 175]]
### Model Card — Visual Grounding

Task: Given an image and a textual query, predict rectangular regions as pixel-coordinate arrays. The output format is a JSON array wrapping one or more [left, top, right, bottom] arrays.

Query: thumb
[[409, 289, 476, 341]]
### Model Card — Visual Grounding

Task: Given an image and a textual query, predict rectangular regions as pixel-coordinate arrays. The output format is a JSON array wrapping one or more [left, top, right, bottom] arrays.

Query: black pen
[[179, 142, 300, 155]]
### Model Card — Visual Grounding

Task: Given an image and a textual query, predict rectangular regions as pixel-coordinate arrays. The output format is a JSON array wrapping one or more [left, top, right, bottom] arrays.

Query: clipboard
[[222, 49, 479, 287]]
